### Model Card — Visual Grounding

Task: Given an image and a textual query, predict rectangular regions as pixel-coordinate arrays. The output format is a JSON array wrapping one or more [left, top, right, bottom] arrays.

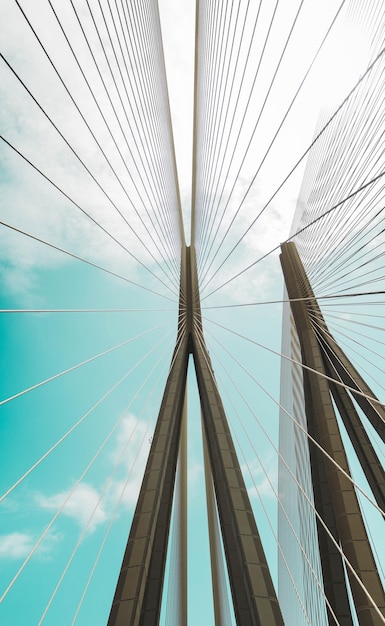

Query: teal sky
[[1, 1, 384, 625]]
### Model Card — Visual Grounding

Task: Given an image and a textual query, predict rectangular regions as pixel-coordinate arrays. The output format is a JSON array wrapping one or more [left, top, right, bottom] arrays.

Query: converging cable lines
[[0, 221, 177, 303], [200, 168, 385, 301], [47, 0, 181, 272], [0, 53, 180, 292], [191, 0, 385, 298], [0, 134, 178, 296], [200, 43, 385, 296]]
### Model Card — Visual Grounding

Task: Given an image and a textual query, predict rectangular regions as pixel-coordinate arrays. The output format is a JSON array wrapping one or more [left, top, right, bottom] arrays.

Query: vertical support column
[[189, 244, 284, 626], [178, 391, 188, 624], [280, 241, 385, 626], [108, 248, 191, 626], [302, 368, 354, 626], [107, 334, 189, 626], [192, 336, 284, 626], [203, 425, 228, 626]]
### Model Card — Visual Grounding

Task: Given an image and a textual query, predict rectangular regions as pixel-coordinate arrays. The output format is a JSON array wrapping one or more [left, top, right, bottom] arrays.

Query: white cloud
[[0, 530, 61, 560], [29, 415, 151, 540], [0, 532, 34, 559], [36, 482, 108, 532], [0, 415, 150, 566], [0, 0, 180, 303]]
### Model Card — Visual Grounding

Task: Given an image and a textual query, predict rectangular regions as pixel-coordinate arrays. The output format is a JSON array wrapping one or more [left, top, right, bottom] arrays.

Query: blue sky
[[1, 1, 383, 625]]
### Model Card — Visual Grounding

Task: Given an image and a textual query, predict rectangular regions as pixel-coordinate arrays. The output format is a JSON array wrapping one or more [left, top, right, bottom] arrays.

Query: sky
[[0, 1, 383, 625]]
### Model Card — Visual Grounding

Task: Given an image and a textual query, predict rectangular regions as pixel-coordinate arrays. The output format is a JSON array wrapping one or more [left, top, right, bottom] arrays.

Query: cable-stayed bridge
[[0, 1, 384, 625]]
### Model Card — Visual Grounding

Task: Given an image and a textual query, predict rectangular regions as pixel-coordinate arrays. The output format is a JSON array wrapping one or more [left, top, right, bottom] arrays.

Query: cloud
[[0, 2, 180, 303], [0, 415, 150, 566], [0, 532, 34, 559], [36, 482, 108, 532], [33, 415, 151, 534], [0, 530, 61, 560]]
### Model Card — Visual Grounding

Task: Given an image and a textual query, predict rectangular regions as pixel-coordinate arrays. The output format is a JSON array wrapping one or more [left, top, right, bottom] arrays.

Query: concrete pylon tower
[[280, 241, 385, 626], [107, 245, 284, 626]]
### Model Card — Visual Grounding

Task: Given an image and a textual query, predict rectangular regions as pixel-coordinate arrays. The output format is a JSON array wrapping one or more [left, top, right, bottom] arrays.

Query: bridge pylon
[[108, 245, 284, 626]]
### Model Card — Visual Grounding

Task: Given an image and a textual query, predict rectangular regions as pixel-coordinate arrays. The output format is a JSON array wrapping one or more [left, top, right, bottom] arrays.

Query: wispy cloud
[[36, 482, 108, 532], [0, 532, 34, 559], [0, 3, 178, 304], [0, 530, 61, 560], [32, 414, 151, 534]]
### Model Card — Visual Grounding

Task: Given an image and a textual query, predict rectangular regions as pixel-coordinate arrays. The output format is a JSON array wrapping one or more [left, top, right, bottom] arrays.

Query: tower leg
[[193, 333, 284, 626], [107, 336, 190, 626]]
